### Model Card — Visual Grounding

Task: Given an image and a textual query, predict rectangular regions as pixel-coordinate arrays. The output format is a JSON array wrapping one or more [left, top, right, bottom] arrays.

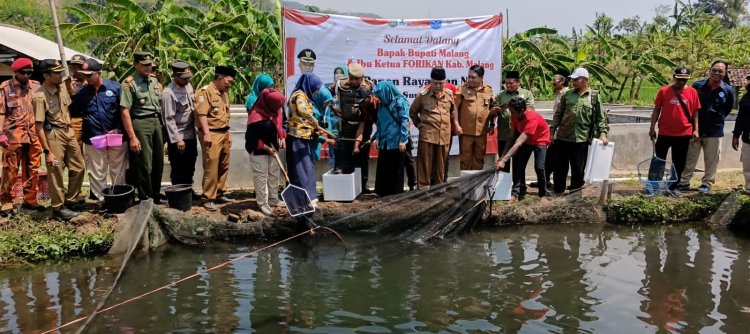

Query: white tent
[[0, 24, 97, 76]]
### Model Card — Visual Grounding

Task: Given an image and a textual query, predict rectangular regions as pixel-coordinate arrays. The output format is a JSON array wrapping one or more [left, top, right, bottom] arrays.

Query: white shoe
[[259, 204, 273, 215], [270, 200, 286, 208]]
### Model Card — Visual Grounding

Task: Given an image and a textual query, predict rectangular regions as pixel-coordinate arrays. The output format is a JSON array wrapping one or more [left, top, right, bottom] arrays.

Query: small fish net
[[638, 155, 677, 194], [326, 169, 499, 243]]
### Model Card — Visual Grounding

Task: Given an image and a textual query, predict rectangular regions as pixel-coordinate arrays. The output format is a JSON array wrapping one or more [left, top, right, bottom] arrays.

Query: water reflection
[[1, 224, 750, 333]]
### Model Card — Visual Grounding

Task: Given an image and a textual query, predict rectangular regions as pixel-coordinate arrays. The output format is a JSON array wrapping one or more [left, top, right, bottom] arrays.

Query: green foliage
[[605, 194, 724, 224], [0, 214, 114, 266]]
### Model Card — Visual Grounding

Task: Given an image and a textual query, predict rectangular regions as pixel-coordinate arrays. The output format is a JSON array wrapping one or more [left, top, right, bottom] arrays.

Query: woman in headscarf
[[244, 73, 274, 111], [245, 88, 286, 215], [287, 73, 323, 205], [372, 80, 410, 196], [311, 88, 336, 161]]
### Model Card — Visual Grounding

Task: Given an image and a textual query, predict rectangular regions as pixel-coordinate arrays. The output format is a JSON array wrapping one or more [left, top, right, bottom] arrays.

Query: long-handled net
[[326, 169, 499, 243], [637, 140, 677, 194]]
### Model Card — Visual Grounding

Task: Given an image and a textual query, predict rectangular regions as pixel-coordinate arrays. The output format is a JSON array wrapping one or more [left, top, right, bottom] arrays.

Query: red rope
[[42, 226, 322, 334]]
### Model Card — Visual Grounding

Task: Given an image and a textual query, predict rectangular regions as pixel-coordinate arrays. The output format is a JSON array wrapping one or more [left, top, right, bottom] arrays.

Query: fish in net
[[325, 169, 499, 243], [638, 140, 678, 195]]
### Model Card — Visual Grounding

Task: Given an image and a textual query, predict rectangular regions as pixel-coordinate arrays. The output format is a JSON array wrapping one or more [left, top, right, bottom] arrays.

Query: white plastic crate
[[323, 168, 362, 201]]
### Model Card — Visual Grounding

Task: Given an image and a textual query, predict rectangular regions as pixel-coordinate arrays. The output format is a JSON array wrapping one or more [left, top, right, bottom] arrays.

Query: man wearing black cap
[[646, 66, 701, 197], [71, 58, 128, 203], [286, 49, 317, 97], [409, 67, 457, 188], [161, 61, 198, 195], [67, 54, 87, 149], [0, 58, 43, 215], [195, 65, 236, 211], [732, 74, 750, 194], [491, 70, 535, 173], [120, 51, 164, 202], [33, 59, 85, 220]]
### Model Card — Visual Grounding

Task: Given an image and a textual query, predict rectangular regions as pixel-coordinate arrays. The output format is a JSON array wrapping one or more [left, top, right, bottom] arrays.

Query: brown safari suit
[[195, 82, 231, 201], [455, 82, 494, 170], [409, 88, 455, 189]]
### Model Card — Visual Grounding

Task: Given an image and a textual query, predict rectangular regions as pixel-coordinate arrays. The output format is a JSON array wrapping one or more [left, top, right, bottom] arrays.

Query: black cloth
[[375, 149, 406, 196], [512, 144, 547, 199], [553, 140, 589, 193], [647, 135, 691, 190], [167, 138, 197, 186], [496, 139, 511, 173], [544, 142, 556, 183], [732, 92, 750, 143], [245, 120, 280, 155]]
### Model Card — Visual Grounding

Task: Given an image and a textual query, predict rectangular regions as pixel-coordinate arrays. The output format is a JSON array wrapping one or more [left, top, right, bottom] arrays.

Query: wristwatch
[[43, 149, 50, 154]]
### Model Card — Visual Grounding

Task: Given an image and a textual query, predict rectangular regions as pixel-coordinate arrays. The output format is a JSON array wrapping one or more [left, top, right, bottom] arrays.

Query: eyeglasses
[[710, 68, 726, 74], [18, 70, 34, 75]]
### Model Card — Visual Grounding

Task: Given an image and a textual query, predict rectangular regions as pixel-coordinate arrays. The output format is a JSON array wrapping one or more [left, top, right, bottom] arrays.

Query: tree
[[692, 0, 749, 28], [616, 16, 643, 34]]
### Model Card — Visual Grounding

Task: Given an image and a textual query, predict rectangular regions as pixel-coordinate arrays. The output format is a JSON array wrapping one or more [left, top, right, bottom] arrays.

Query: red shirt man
[[511, 108, 550, 146]]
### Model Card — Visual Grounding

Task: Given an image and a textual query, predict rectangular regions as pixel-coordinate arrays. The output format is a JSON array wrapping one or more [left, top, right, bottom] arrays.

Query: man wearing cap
[[732, 75, 750, 194], [161, 62, 198, 194], [195, 65, 236, 211], [646, 66, 701, 196], [286, 49, 317, 98], [679, 60, 735, 194], [67, 54, 87, 149], [331, 63, 375, 189], [120, 51, 164, 202], [491, 70, 535, 173], [550, 67, 609, 194], [71, 58, 127, 203], [0, 58, 43, 215], [409, 67, 457, 188], [33, 59, 84, 220], [455, 65, 494, 170]]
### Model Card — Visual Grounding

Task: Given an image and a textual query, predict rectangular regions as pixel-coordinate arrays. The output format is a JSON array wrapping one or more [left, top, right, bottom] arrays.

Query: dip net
[[638, 155, 677, 194], [326, 169, 499, 243]]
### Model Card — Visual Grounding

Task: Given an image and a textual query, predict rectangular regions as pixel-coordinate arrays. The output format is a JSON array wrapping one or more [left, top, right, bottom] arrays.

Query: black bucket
[[164, 184, 193, 211], [102, 184, 135, 213]]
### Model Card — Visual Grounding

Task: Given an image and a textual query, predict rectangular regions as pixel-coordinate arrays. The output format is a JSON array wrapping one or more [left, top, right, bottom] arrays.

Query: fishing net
[[638, 155, 677, 195], [326, 169, 499, 243]]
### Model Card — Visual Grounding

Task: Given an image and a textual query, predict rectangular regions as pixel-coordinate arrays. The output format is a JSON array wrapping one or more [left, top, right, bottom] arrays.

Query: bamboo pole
[[48, 0, 69, 77]]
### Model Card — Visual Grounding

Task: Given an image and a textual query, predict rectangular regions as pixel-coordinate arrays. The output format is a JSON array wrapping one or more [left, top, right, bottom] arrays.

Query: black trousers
[[375, 149, 405, 196], [497, 139, 511, 173], [544, 142, 556, 183], [404, 146, 416, 190], [512, 144, 547, 198], [167, 138, 198, 186], [335, 140, 370, 189], [553, 140, 589, 193], [648, 135, 691, 190]]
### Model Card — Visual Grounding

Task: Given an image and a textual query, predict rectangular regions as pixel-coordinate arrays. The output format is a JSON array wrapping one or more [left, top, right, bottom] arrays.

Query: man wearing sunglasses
[[0, 58, 44, 216], [33, 59, 85, 220]]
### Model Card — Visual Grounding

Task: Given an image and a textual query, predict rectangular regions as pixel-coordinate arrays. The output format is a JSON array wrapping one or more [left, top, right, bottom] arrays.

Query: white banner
[[283, 9, 503, 99]]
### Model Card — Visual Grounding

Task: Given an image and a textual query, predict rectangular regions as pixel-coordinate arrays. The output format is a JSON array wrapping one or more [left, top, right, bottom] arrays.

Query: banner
[[283, 9, 503, 156]]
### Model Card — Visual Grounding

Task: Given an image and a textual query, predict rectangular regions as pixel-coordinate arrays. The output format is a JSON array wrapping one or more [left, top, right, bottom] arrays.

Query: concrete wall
[[166, 110, 742, 191]]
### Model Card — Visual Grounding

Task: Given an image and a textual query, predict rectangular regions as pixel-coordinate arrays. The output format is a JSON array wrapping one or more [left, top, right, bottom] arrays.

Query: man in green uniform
[[120, 51, 164, 202], [33, 59, 84, 220], [491, 71, 535, 172]]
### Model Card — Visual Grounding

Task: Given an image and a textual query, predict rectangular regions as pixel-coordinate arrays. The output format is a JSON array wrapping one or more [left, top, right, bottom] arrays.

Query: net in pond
[[326, 169, 499, 243], [638, 155, 677, 195]]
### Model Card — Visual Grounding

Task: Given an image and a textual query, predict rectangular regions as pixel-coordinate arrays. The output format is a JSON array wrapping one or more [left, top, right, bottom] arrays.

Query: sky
[[294, 0, 678, 34]]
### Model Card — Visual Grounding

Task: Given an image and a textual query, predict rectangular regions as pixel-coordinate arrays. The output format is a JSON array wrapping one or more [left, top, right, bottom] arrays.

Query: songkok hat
[[171, 61, 193, 79], [38, 59, 65, 73], [10, 58, 33, 72], [673, 66, 691, 79], [78, 58, 102, 75], [133, 51, 154, 65], [348, 63, 365, 77], [430, 67, 446, 81], [215, 65, 237, 78], [69, 54, 87, 65], [505, 70, 520, 80], [297, 48, 316, 63]]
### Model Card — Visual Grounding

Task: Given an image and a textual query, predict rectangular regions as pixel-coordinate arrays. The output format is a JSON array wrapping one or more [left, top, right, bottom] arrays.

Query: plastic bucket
[[164, 184, 193, 211], [102, 184, 135, 213], [106, 133, 123, 147], [91, 135, 108, 149]]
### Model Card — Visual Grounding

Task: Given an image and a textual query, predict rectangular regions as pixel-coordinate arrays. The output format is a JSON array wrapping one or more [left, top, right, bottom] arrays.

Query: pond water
[[2, 224, 750, 333]]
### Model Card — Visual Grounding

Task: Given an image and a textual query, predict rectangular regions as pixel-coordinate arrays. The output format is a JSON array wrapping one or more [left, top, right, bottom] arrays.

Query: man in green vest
[[492, 70, 535, 172], [120, 51, 164, 202]]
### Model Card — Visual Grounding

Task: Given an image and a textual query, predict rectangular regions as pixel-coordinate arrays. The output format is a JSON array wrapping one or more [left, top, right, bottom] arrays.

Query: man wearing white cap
[[549, 67, 608, 194]]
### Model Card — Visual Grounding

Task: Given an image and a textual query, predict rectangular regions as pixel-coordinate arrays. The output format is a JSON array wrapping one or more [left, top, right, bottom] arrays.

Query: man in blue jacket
[[71, 59, 128, 202], [678, 60, 735, 194]]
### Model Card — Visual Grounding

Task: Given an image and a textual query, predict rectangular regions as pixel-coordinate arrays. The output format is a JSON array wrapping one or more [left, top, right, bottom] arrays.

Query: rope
[[43, 225, 329, 334]]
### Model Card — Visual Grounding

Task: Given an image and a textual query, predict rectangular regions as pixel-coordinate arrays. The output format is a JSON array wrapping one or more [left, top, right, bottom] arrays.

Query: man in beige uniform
[[455, 65, 494, 170], [409, 67, 457, 188], [33, 59, 84, 220], [67, 54, 87, 148], [195, 66, 236, 211]]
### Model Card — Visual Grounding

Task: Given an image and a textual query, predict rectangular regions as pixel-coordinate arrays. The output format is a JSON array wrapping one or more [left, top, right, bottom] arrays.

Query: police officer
[[492, 71, 535, 173], [195, 66, 236, 211], [409, 67, 457, 189], [33, 59, 84, 220], [67, 54, 87, 148], [0, 58, 44, 215], [120, 51, 164, 201], [160, 62, 198, 195]]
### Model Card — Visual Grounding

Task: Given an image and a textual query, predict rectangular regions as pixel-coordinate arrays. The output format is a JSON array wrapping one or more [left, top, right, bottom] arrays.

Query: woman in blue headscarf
[[287, 73, 323, 204], [245, 73, 275, 111], [311, 88, 335, 161], [372, 80, 410, 196]]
